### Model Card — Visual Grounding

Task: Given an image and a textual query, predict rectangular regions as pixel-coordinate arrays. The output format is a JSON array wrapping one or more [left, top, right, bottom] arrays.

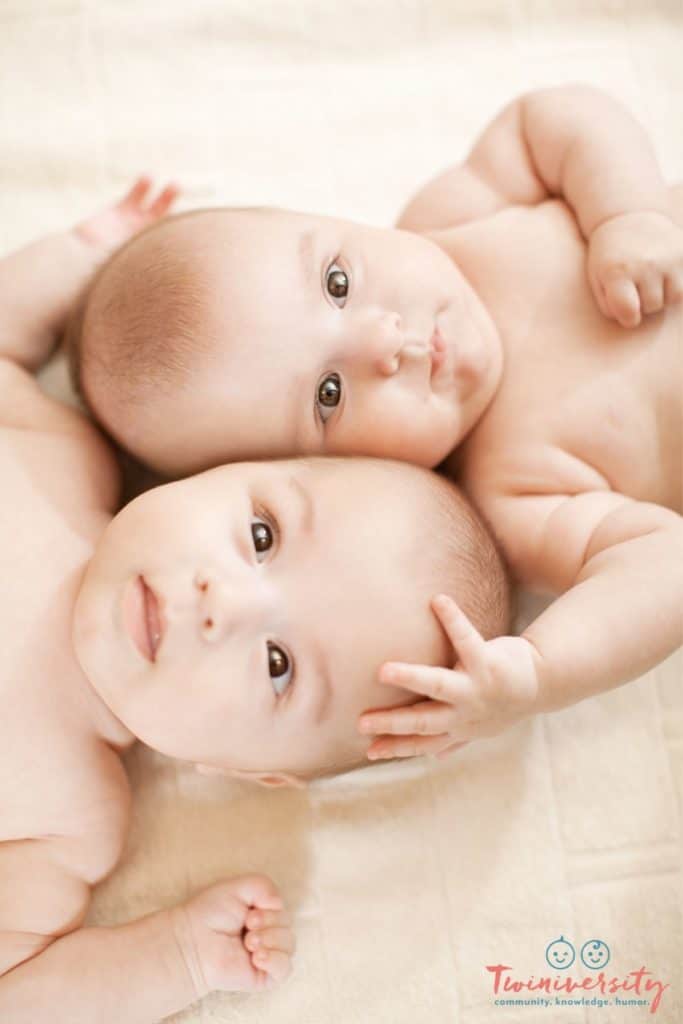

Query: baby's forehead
[[173, 205, 362, 255]]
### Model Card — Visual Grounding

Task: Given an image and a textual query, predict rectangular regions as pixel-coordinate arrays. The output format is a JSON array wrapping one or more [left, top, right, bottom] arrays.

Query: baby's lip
[[429, 326, 447, 378], [123, 575, 165, 663]]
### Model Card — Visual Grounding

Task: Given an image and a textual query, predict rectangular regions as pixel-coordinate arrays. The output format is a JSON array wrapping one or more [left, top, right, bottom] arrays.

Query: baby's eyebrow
[[287, 473, 316, 538], [298, 229, 315, 288], [309, 638, 333, 725]]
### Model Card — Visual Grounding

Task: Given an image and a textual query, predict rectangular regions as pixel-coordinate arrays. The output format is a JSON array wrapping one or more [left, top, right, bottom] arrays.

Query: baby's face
[[122, 209, 502, 475], [72, 459, 449, 780]]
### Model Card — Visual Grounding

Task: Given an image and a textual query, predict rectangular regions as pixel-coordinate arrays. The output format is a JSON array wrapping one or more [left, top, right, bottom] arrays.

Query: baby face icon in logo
[[580, 939, 610, 970], [545, 936, 576, 970]]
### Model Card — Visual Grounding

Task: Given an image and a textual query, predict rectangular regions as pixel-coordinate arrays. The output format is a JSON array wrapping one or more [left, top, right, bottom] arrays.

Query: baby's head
[[68, 207, 502, 476], [73, 457, 510, 786]]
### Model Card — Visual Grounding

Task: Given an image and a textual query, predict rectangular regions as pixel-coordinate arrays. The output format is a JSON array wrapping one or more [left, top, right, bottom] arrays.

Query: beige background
[[1, 2, 681, 1022]]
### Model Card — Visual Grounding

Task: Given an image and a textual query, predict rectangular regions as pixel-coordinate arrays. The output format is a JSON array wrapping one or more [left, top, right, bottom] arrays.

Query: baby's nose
[[194, 570, 273, 642], [364, 311, 403, 376], [361, 313, 431, 377]]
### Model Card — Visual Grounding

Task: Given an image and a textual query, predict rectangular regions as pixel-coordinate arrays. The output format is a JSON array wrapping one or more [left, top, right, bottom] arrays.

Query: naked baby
[[0, 190, 510, 1022], [68, 84, 682, 763]]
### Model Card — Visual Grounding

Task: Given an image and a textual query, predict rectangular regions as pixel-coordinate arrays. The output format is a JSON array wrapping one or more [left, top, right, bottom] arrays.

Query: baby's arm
[[0, 875, 293, 1024], [398, 85, 682, 326], [399, 84, 666, 234], [0, 178, 178, 372], [358, 494, 683, 759]]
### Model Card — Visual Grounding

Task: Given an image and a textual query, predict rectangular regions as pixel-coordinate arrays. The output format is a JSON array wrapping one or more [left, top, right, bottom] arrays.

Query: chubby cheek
[[133, 658, 274, 758], [329, 403, 447, 466], [372, 415, 451, 467]]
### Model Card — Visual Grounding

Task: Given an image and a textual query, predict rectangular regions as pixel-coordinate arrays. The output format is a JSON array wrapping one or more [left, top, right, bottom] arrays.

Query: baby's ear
[[193, 763, 308, 789]]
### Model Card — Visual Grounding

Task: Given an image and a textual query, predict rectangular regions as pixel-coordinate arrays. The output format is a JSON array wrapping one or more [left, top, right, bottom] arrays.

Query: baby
[[0, 193, 510, 1020], [66, 84, 682, 763]]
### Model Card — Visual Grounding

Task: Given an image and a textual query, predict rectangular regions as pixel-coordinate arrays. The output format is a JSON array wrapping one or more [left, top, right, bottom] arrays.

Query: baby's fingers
[[664, 270, 683, 306], [119, 176, 152, 208], [603, 273, 641, 328], [367, 732, 456, 760], [376, 663, 474, 707], [245, 925, 295, 956], [360, 697, 455, 737], [245, 908, 291, 931], [229, 874, 284, 913], [148, 182, 180, 217], [250, 947, 293, 983], [431, 595, 488, 678], [635, 269, 664, 316]]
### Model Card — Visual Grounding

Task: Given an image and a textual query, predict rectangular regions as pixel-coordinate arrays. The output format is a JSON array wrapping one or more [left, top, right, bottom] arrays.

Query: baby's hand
[[358, 595, 540, 762], [73, 176, 179, 255], [587, 210, 683, 328], [172, 874, 295, 997]]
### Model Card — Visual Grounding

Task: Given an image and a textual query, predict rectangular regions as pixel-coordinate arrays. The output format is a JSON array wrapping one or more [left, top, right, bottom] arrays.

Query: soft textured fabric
[[1, 2, 681, 1021]]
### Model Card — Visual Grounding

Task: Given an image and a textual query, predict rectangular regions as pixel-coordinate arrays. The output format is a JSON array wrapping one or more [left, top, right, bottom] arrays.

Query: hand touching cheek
[[358, 595, 541, 762]]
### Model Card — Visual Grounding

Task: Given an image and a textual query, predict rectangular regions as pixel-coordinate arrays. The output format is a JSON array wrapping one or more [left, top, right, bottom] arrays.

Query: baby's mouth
[[123, 575, 165, 663], [429, 325, 448, 379], [141, 577, 164, 662]]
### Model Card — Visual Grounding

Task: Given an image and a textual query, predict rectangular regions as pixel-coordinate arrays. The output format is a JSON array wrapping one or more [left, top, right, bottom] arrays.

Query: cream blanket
[[2, 1, 681, 1021]]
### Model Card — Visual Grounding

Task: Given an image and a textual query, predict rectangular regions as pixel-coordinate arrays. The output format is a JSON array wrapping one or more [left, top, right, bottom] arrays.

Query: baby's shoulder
[[1, 356, 95, 437], [0, 357, 121, 511]]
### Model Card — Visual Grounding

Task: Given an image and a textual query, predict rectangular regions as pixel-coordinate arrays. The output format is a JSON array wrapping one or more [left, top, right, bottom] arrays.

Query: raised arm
[[398, 84, 667, 235], [356, 493, 683, 761], [397, 85, 682, 327], [503, 492, 683, 707], [0, 178, 178, 372]]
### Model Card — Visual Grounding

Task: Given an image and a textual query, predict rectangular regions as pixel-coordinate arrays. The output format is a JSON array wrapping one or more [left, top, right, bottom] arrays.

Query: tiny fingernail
[[367, 751, 380, 760], [359, 719, 373, 733], [380, 666, 397, 682]]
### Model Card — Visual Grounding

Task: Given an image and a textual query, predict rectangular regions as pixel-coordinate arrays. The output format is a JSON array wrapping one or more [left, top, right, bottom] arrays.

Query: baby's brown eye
[[268, 643, 288, 677], [251, 519, 273, 560], [325, 262, 349, 307], [267, 641, 293, 696], [316, 372, 342, 423]]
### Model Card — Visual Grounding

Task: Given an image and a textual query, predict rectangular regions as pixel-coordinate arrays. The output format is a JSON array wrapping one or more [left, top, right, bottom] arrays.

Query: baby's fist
[[172, 874, 294, 997], [587, 210, 683, 328]]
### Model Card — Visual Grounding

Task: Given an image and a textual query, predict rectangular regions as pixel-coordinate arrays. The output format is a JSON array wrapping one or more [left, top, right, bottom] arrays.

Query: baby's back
[[0, 363, 129, 974]]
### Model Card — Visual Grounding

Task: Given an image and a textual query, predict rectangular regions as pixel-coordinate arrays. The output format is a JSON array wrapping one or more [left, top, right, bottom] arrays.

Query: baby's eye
[[325, 261, 349, 308], [267, 641, 293, 696], [316, 372, 342, 424], [251, 517, 274, 562]]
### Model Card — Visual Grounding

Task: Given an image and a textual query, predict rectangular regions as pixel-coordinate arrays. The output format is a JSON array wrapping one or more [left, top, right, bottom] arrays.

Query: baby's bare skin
[[359, 90, 682, 759], [440, 188, 682, 518], [0, 367, 130, 970], [0, 184, 295, 1022]]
